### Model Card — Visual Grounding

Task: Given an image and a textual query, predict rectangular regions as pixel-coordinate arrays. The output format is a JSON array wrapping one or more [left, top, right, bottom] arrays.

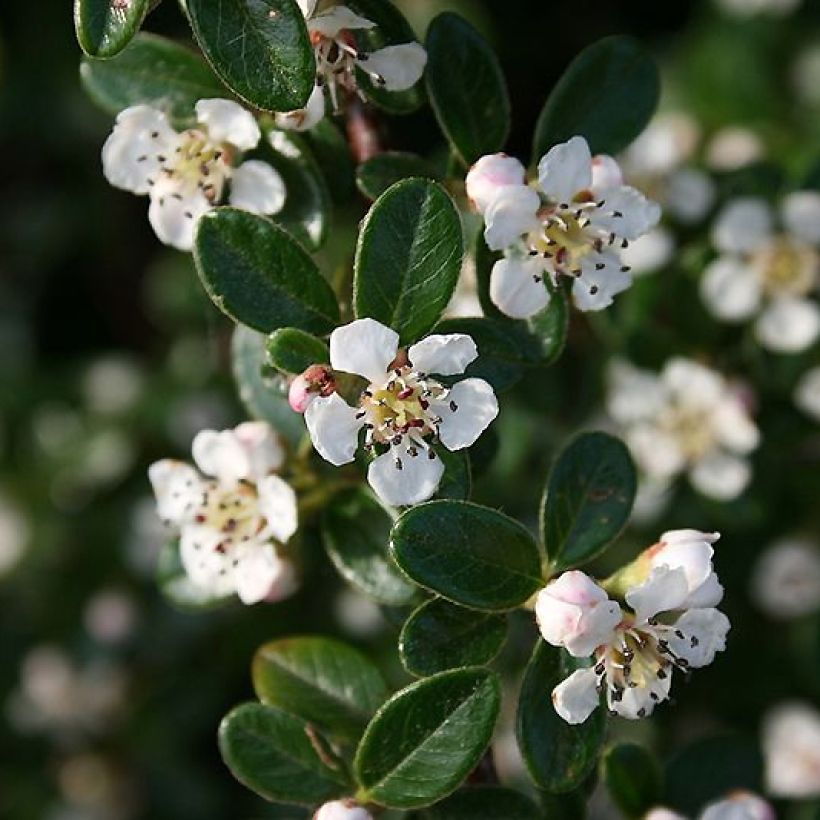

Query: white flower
[[148, 421, 298, 605], [314, 799, 373, 820], [472, 137, 660, 318], [547, 543, 730, 724], [763, 701, 820, 797], [275, 2, 426, 131], [102, 100, 286, 251], [795, 365, 820, 421], [645, 793, 774, 820], [751, 538, 820, 619], [705, 127, 765, 171], [304, 318, 498, 506], [701, 194, 820, 353], [607, 358, 759, 501]]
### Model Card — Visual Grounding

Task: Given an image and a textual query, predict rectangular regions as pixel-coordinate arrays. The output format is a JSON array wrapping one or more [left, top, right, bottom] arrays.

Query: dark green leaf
[[399, 598, 507, 677], [517, 642, 605, 793], [541, 431, 636, 572], [433, 445, 471, 501], [252, 636, 388, 741], [194, 207, 339, 335], [422, 786, 540, 820], [602, 743, 663, 819], [303, 119, 356, 204], [218, 703, 350, 804], [74, 0, 150, 58], [390, 500, 543, 611], [322, 488, 417, 606], [527, 288, 569, 365], [425, 13, 510, 165], [473, 233, 505, 320], [532, 35, 660, 162], [186, 0, 314, 112], [156, 538, 233, 611], [266, 328, 328, 375], [354, 179, 462, 344], [79, 33, 227, 123], [354, 668, 501, 808], [356, 152, 436, 201]]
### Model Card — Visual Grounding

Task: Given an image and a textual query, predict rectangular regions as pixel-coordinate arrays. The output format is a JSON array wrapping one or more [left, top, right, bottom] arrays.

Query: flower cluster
[[536, 530, 729, 723]]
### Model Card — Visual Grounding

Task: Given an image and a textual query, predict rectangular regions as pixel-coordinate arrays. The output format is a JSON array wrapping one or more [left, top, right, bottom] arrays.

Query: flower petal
[[232, 543, 285, 605], [588, 185, 661, 239], [257, 474, 298, 544], [329, 318, 399, 383], [567, 600, 623, 657], [305, 393, 363, 466], [620, 227, 675, 275], [712, 396, 759, 454], [296, 0, 318, 17], [192, 428, 251, 483], [711, 198, 772, 254], [755, 297, 820, 353], [782, 190, 820, 244], [665, 167, 716, 224], [795, 365, 820, 422], [361, 43, 427, 92], [590, 154, 623, 190], [367, 444, 444, 507], [274, 84, 327, 132], [689, 452, 751, 500], [229, 160, 286, 215], [483, 185, 541, 251], [551, 667, 600, 724], [232, 421, 285, 479], [626, 566, 690, 622], [610, 670, 671, 719], [700, 793, 775, 820], [179, 524, 235, 596], [667, 607, 730, 668], [434, 378, 498, 450], [489, 256, 550, 319], [408, 334, 478, 376], [465, 153, 528, 214], [626, 424, 686, 480], [147, 184, 211, 251], [537, 136, 592, 204], [572, 252, 631, 312], [309, 7, 375, 37], [195, 98, 260, 151], [148, 459, 203, 524], [700, 255, 762, 321]]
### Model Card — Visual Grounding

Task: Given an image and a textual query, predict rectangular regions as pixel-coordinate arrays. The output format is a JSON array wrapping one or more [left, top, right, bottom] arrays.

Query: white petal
[[329, 318, 399, 383], [489, 257, 550, 319], [651, 530, 718, 593], [147, 184, 211, 251], [620, 227, 675, 275], [644, 810, 687, 820], [551, 667, 600, 724], [711, 198, 772, 254], [685, 572, 725, 609], [782, 190, 820, 244], [795, 365, 820, 421], [408, 334, 477, 376], [626, 425, 686, 480], [588, 185, 661, 239], [537, 136, 592, 204], [755, 297, 820, 353], [305, 393, 363, 466], [257, 475, 298, 544], [666, 607, 730, 668], [232, 421, 285, 479], [465, 153, 528, 214], [309, 7, 375, 37], [762, 701, 820, 797], [296, 0, 317, 17], [367, 444, 444, 507], [566, 600, 623, 657], [195, 99, 260, 151], [483, 185, 541, 251], [361, 43, 427, 92], [434, 378, 498, 450], [179, 524, 235, 596], [314, 800, 374, 820], [610, 671, 671, 719], [712, 397, 759, 454], [662, 358, 724, 407], [274, 84, 327, 132], [665, 167, 716, 224], [700, 793, 775, 820], [689, 452, 751, 500], [192, 429, 251, 484], [148, 460, 203, 525], [700, 256, 762, 321], [229, 161, 286, 215], [572, 252, 632, 312], [626, 566, 690, 622], [232, 543, 285, 605], [606, 359, 665, 423], [102, 105, 178, 195], [590, 154, 623, 190]]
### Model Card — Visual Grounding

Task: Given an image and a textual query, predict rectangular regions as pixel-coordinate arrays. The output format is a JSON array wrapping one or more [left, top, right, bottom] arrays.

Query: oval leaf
[[532, 35, 660, 162], [356, 152, 436, 201], [74, 0, 150, 58], [517, 642, 605, 793], [354, 668, 501, 808], [187, 0, 314, 112], [194, 207, 340, 335], [354, 179, 463, 345], [252, 636, 388, 741], [390, 500, 543, 611], [400, 598, 507, 677], [425, 13, 510, 165], [219, 703, 350, 805], [602, 743, 663, 819], [422, 786, 540, 820], [266, 327, 329, 375]]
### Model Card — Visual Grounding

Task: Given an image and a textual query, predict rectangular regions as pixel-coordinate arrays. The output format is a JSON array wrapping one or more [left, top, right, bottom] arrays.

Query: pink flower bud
[[465, 153, 527, 214], [590, 154, 624, 191], [288, 364, 336, 414], [313, 799, 373, 820]]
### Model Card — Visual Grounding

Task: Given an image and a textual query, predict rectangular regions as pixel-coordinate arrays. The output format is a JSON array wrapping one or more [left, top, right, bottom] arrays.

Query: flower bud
[[465, 153, 527, 214], [313, 799, 373, 820], [288, 364, 336, 414], [535, 570, 621, 657]]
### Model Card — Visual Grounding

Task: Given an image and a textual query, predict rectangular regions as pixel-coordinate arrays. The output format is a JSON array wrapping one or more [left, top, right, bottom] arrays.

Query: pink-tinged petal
[[305, 393, 363, 466], [590, 154, 623, 190], [192, 428, 251, 484], [408, 334, 477, 376], [367, 444, 444, 507], [257, 475, 298, 544], [466, 153, 528, 214], [148, 459, 203, 525], [537, 136, 592, 204], [551, 667, 600, 724], [433, 378, 498, 451], [329, 318, 399, 383], [232, 421, 286, 479], [195, 98, 260, 151]]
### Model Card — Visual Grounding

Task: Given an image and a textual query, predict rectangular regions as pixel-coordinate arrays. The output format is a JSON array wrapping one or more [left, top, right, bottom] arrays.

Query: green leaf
[[601, 743, 663, 819], [156, 538, 232, 611], [356, 152, 436, 201], [186, 0, 314, 112], [218, 703, 350, 805], [74, 0, 150, 58], [79, 33, 227, 123], [433, 445, 471, 501], [354, 668, 501, 808], [354, 179, 463, 345], [425, 13, 510, 165], [303, 119, 356, 205], [252, 636, 388, 741], [266, 129, 330, 250], [390, 500, 542, 611], [322, 488, 417, 606], [541, 431, 636, 572], [532, 35, 660, 162], [399, 598, 507, 677], [194, 207, 340, 335], [517, 642, 605, 793], [527, 288, 569, 365], [266, 328, 328, 375], [422, 786, 540, 819], [232, 325, 305, 447]]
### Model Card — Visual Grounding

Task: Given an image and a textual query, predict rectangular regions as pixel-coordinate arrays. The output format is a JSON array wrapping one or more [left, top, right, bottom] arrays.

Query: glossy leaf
[[399, 598, 507, 677], [356, 152, 436, 201], [425, 13, 510, 165], [532, 35, 660, 161], [322, 488, 417, 606], [218, 703, 349, 804], [187, 0, 314, 112], [541, 431, 636, 572], [354, 668, 501, 808], [390, 500, 543, 611], [252, 636, 388, 741], [194, 208, 339, 335], [266, 328, 328, 375], [422, 786, 540, 819], [517, 642, 605, 793], [602, 743, 663, 819], [527, 288, 569, 365], [74, 0, 150, 58], [354, 179, 463, 345]]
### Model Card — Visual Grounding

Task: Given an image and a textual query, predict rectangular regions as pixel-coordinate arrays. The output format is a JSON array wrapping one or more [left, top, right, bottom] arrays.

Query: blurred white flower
[[607, 358, 759, 500], [665, 168, 717, 224], [0, 491, 29, 576], [716, 0, 800, 17], [102, 99, 285, 250], [620, 226, 675, 275], [763, 701, 820, 797], [82, 357, 144, 416], [314, 799, 373, 820], [705, 127, 765, 171], [56, 752, 135, 820], [795, 365, 820, 421], [751, 538, 820, 619], [334, 588, 385, 638], [83, 589, 139, 645], [646, 792, 774, 820], [793, 42, 820, 107]]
